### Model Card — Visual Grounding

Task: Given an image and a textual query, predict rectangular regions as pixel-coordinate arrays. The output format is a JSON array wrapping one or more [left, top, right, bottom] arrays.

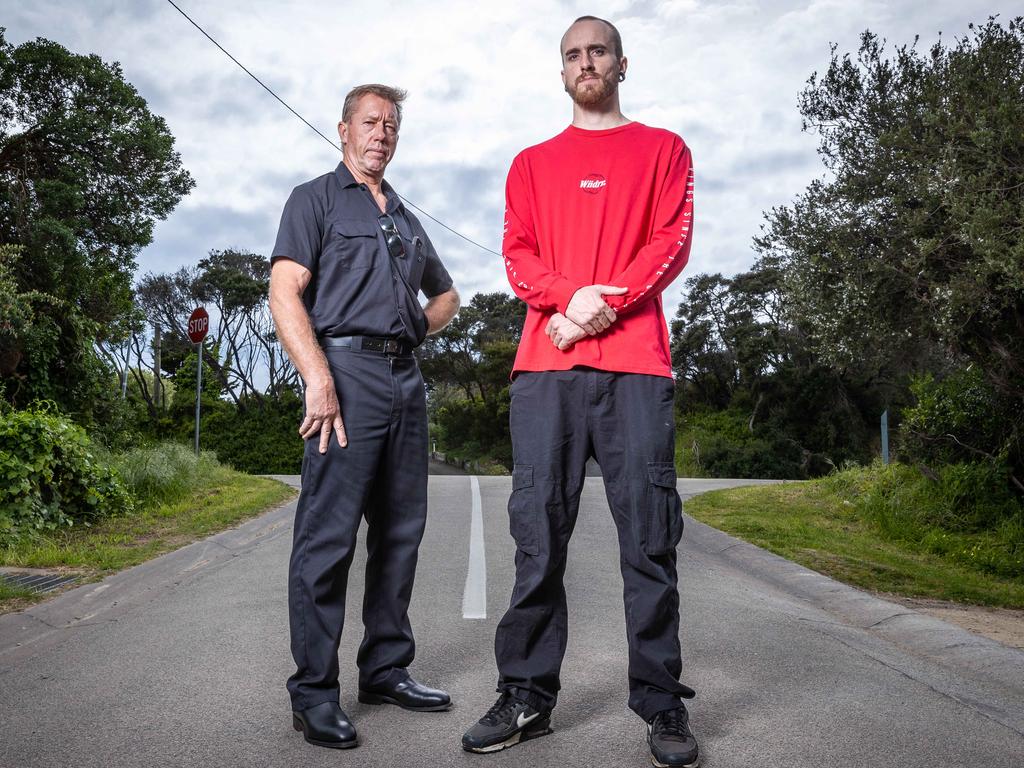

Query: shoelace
[[481, 693, 520, 726], [653, 708, 691, 739]]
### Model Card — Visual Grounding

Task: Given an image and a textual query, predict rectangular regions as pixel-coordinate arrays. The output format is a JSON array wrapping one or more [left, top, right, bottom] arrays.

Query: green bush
[[900, 369, 1023, 505], [678, 408, 809, 479], [0, 403, 133, 543], [196, 392, 305, 474], [111, 442, 221, 507], [699, 433, 805, 479], [826, 461, 1024, 579], [435, 394, 512, 470], [161, 353, 305, 474], [85, 375, 148, 453], [901, 369, 1020, 469]]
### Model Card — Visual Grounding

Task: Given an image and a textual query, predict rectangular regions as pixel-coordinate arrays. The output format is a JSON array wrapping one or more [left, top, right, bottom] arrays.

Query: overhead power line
[[164, 0, 502, 258]]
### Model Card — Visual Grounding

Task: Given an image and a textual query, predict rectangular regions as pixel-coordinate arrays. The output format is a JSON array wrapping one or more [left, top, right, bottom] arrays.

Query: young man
[[461, 17, 699, 768], [270, 84, 460, 750]]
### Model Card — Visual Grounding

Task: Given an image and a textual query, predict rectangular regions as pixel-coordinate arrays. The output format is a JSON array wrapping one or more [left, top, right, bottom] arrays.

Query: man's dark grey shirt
[[271, 161, 453, 345]]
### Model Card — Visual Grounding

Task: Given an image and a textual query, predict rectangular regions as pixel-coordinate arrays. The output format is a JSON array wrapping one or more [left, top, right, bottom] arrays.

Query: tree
[[197, 249, 295, 400], [671, 264, 881, 475], [0, 30, 193, 418], [419, 291, 525, 406], [418, 292, 525, 467], [755, 17, 1024, 482], [134, 250, 298, 409], [0, 244, 55, 387], [671, 273, 739, 410]]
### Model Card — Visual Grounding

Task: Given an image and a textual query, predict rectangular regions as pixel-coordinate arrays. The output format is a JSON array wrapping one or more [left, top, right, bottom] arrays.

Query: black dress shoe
[[358, 676, 452, 712], [292, 701, 359, 749]]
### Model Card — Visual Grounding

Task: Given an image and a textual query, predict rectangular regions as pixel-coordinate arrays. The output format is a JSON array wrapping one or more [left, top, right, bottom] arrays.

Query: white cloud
[[2, 0, 1010, 308]]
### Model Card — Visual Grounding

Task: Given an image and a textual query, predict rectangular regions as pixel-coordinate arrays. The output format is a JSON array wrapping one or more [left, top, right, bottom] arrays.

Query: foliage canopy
[[0, 30, 193, 418], [756, 18, 1024, 396]]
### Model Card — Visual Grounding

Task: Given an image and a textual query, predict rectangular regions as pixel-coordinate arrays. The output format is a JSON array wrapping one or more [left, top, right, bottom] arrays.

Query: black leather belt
[[319, 335, 413, 355]]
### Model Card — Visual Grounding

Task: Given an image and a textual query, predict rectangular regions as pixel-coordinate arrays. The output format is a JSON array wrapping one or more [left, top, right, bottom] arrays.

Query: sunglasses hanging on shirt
[[377, 213, 407, 259]]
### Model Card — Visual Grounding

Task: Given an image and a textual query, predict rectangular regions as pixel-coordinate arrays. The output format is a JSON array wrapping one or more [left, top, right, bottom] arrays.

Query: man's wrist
[[604, 293, 625, 311], [553, 279, 581, 314], [303, 368, 333, 392]]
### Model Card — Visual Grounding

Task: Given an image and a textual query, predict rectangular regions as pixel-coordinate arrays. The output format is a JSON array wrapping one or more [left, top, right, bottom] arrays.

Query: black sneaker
[[648, 707, 700, 768], [461, 692, 552, 753]]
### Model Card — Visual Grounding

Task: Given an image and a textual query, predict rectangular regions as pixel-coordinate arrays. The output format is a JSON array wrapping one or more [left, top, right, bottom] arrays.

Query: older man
[[270, 83, 460, 750], [461, 17, 699, 768]]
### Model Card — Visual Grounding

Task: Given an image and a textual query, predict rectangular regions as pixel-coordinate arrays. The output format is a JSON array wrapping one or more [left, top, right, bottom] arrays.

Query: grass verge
[[0, 580, 36, 613], [685, 470, 1024, 609], [0, 459, 295, 614]]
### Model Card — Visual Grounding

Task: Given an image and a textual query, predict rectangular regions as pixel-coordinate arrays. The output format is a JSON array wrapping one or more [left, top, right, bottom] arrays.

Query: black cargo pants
[[494, 369, 696, 721], [287, 346, 428, 710]]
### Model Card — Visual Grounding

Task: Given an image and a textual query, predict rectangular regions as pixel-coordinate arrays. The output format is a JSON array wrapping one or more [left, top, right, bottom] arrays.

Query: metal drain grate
[[0, 571, 80, 594]]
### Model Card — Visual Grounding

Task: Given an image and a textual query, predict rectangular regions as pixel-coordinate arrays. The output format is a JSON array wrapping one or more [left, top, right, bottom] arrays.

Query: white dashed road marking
[[462, 476, 487, 619]]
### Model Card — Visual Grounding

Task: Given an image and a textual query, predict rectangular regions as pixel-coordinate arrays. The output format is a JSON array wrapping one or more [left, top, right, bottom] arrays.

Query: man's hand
[[545, 313, 588, 351], [565, 284, 627, 335], [299, 374, 348, 453]]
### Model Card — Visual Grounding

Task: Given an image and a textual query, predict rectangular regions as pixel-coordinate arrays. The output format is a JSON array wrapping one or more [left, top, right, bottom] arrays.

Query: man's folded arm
[[502, 159, 578, 312], [604, 142, 694, 316]]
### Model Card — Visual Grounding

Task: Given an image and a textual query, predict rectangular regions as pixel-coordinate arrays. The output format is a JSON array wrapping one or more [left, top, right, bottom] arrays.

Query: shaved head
[[562, 15, 623, 59]]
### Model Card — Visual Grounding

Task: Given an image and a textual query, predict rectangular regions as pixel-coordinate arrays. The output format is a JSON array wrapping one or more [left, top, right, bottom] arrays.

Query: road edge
[[682, 508, 1024, 694], [0, 477, 301, 666]]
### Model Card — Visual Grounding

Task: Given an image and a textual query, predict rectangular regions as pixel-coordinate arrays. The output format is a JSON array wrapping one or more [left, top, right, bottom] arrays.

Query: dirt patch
[[885, 595, 1024, 650]]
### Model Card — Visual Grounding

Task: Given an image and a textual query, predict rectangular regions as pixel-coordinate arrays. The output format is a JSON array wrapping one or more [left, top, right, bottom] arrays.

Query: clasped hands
[[545, 284, 626, 351]]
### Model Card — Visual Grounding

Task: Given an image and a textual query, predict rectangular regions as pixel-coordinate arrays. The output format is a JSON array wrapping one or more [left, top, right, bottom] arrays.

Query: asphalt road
[[1, 475, 1022, 768], [429, 458, 469, 475]]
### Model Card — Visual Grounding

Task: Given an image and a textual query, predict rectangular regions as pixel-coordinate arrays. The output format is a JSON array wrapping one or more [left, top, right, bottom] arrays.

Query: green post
[[881, 409, 890, 465]]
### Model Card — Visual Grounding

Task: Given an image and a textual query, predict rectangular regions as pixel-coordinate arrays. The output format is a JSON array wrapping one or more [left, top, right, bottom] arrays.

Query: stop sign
[[187, 307, 209, 344]]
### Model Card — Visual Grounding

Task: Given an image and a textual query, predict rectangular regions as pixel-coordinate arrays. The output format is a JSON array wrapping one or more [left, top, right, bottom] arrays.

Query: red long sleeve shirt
[[503, 122, 694, 378]]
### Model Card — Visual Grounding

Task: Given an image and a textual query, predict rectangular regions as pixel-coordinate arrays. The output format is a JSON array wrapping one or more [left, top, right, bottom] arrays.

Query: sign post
[[187, 307, 210, 455], [881, 409, 890, 465]]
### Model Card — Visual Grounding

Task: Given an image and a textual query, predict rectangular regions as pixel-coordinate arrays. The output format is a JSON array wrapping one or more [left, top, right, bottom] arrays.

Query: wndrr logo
[[579, 173, 607, 193]]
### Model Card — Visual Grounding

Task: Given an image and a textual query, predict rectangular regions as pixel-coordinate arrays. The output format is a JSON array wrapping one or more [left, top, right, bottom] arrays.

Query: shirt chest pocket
[[326, 218, 379, 271]]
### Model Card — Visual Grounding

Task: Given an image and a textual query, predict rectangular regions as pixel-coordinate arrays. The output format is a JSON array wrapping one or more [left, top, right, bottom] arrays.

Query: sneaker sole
[[357, 691, 452, 712], [292, 717, 359, 749], [651, 755, 699, 768], [462, 717, 553, 753]]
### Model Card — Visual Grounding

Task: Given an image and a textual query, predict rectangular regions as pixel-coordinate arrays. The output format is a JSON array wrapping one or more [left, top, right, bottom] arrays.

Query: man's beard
[[567, 73, 616, 106]]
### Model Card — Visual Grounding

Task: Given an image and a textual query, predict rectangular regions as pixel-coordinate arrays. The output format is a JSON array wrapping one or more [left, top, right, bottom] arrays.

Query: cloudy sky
[[2, 0, 1011, 308]]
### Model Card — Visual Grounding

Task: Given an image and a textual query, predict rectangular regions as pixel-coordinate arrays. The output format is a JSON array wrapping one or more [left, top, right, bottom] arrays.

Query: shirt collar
[[335, 160, 359, 188], [335, 161, 402, 214]]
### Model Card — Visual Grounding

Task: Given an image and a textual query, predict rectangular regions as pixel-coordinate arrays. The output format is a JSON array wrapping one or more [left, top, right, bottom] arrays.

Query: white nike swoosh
[[516, 711, 540, 729]]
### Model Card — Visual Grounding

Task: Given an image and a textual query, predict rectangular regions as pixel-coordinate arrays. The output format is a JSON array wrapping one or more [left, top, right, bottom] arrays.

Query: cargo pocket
[[645, 462, 683, 555], [508, 464, 538, 555]]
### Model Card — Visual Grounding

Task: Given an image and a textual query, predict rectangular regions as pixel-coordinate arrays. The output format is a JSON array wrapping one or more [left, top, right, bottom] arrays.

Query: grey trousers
[[494, 369, 696, 722], [287, 347, 428, 710]]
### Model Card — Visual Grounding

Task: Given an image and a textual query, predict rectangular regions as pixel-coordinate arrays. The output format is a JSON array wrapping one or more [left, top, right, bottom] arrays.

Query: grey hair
[[341, 84, 407, 126]]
